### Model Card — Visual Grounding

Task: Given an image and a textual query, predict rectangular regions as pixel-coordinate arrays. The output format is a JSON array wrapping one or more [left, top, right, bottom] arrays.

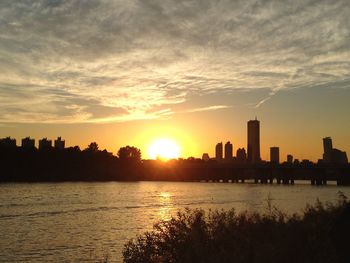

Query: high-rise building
[[323, 137, 333, 163], [287, 154, 293, 164], [0, 137, 16, 148], [21, 137, 35, 149], [39, 138, 52, 150], [54, 137, 65, 150], [247, 119, 260, 163], [270, 147, 280, 164], [215, 142, 223, 161], [224, 141, 233, 161], [322, 137, 348, 164], [331, 149, 348, 164], [236, 148, 247, 163]]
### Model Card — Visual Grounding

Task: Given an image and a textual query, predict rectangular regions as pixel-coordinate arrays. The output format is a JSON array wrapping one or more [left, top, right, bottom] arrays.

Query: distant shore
[[1, 147, 349, 185]]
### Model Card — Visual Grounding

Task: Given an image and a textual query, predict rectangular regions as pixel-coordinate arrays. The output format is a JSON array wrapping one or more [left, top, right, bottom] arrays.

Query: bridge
[[144, 162, 350, 186]]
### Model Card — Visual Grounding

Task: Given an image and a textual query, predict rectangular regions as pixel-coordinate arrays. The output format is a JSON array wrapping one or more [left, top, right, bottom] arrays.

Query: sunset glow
[[0, 1, 349, 161], [148, 139, 181, 160], [1, 1, 350, 262]]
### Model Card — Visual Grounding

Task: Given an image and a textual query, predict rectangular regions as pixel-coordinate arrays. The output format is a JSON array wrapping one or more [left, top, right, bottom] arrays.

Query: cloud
[[0, 0, 349, 123], [184, 105, 231, 113], [254, 97, 272, 108]]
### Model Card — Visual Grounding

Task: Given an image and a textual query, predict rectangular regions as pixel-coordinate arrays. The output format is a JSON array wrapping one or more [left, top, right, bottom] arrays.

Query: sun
[[148, 138, 181, 160]]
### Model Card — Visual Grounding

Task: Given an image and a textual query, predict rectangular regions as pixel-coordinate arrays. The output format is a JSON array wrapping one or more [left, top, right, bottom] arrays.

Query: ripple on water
[[0, 181, 349, 262]]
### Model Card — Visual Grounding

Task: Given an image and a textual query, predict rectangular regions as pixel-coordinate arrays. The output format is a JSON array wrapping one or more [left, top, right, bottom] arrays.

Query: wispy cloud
[[184, 105, 231, 113], [0, 0, 349, 123]]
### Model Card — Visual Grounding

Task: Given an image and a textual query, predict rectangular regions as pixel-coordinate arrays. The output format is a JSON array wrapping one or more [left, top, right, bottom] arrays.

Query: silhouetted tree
[[101, 149, 113, 157], [117, 146, 141, 162], [86, 142, 99, 152], [72, 145, 81, 152]]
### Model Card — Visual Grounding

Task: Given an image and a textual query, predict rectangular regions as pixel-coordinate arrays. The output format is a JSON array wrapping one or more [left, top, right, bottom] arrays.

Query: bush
[[123, 197, 348, 263]]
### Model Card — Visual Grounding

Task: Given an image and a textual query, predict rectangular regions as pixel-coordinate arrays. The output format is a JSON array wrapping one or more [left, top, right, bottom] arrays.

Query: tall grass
[[123, 194, 348, 263]]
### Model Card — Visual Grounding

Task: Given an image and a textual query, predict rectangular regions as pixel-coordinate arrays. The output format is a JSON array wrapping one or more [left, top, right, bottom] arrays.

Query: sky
[[0, 0, 349, 160]]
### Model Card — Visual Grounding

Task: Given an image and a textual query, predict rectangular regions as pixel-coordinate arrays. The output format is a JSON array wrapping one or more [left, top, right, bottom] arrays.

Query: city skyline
[[1, 118, 348, 163], [1, 2, 350, 263]]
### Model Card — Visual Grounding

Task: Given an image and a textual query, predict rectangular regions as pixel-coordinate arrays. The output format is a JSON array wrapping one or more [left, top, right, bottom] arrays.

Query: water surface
[[1, 182, 349, 262]]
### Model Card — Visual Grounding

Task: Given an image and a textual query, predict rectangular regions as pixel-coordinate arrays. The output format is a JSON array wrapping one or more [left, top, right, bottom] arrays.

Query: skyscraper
[[39, 138, 52, 150], [247, 119, 260, 163], [224, 141, 233, 161], [0, 137, 16, 148], [215, 142, 223, 161], [322, 137, 348, 164], [21, 137, 35, 149], [270, 147, 280, 164], [236, 148, 247, 163], [323, 137, 333, 163], [54, 137, 65, 150]]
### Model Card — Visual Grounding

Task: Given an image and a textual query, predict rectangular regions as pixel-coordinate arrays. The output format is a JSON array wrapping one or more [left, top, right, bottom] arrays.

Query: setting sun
[[148, 138, 181, 160]]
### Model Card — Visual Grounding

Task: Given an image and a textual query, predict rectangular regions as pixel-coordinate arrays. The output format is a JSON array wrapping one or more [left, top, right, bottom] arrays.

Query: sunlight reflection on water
[[1, 182, 350, 262], [158, 191, 173, 221]]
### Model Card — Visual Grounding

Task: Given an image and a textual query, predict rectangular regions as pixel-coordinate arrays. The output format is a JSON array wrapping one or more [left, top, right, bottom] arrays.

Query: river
[[1, 181, 349, 262]]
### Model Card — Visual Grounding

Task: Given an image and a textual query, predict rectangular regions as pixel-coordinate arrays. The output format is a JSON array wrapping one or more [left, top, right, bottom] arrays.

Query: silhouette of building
[[331, 149, 348, 164], [247, 118, 260, 163], [224, 141, 233, 161], [270, 147, 279, 164], [39, 138, 52, 150], [323, 137, 333, 163], [215, 142, 223, 161], [54, 137, 65, 150], [287, 154, 293, 164], [236, 148, 247, 163], [322, 137, 348, 164], [0, 137, 16, 148], [21, 137, 35, 149], [202, 153, 210, 162]]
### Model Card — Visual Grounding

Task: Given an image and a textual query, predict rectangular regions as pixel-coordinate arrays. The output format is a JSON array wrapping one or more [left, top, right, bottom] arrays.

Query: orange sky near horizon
[[1, 87, 349, 162]]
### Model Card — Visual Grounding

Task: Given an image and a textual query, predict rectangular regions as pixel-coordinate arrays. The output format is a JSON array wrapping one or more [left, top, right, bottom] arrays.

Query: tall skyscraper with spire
[[247, 118, 260, 163]]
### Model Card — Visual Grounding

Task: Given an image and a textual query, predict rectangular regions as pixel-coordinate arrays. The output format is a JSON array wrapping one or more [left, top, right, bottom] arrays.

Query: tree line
[[0, 143, 143, 182]]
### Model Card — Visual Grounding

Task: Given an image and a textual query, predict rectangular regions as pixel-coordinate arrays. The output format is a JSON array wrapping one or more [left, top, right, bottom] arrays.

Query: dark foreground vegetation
[[123, 197, 350, 263]]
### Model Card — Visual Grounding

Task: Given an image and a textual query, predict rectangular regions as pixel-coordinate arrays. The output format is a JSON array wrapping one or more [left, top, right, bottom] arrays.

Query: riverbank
[[123, 196, 349, 263]]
